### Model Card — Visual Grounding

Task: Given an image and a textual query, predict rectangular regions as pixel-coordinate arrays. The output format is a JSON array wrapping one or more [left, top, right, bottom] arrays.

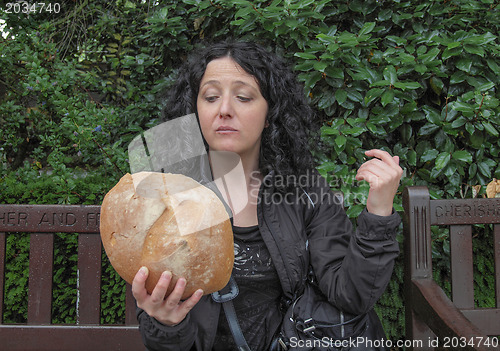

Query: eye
[[237, 96, 252, 102], [205, 95, 218, 103]]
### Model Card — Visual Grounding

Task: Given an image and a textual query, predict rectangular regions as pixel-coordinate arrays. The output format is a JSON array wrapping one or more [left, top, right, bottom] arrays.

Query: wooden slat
[[0, 232, 5, 323], [77, 233, 102, 324], [462, 308, 500, 335], [0, 205, 101, 233], [28, 233, 54, 324], [430, 198, 500, 225], [125, 284, 136, 325], [495, 224, 500, 308], [450, 225, 474, 309], [0, 325, 143, 351]]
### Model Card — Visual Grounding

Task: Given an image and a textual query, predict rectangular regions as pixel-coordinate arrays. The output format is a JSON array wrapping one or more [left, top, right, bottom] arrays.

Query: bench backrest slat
[[125, 284, 136, 325], [28, 233, 54, 324], [450, 224, 474, 309], [495, 224, 500, 307], [77, 233, 102, 324], [0, 232, 5, 322]]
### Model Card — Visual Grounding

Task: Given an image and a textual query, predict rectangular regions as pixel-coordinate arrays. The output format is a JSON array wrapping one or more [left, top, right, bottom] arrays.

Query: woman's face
[[197, 57, 269, 160]]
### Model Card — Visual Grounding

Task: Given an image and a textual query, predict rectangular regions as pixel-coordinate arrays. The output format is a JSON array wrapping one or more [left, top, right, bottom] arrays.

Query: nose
[[218, 94, 234, 118]]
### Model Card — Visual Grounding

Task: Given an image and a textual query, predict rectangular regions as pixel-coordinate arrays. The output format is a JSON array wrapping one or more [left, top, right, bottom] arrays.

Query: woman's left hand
[[355, 149, 403, 216]]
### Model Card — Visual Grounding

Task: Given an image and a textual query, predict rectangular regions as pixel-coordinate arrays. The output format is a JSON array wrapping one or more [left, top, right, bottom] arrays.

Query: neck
[[209, 149, 262, 189], [208, 149, 262, 220]]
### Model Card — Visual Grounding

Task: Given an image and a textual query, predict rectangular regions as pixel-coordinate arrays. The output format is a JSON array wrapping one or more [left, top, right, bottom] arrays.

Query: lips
[[216, 126, 237, 132]]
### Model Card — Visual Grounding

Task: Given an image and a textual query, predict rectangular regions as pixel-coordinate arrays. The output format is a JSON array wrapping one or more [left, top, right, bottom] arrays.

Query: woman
[[132, 41, 403, 350]]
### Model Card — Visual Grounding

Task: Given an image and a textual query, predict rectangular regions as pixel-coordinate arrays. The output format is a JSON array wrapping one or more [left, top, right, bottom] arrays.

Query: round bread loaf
[[100, 171, 234, 299]]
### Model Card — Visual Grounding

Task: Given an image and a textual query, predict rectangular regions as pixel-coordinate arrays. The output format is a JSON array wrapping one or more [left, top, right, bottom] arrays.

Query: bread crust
[[100, 172, 234, 299]]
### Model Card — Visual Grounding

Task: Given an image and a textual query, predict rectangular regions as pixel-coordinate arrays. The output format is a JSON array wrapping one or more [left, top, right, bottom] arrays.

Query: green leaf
[[419, 123, 440, 136], [381, 89, 394, 107], [450, 71, 466, 84], [321, 126, 339, 136], [338, 32, 359, 47], [335, 135, 347, 148], [486, 58, 500, 75], [421, 149, 439, 162], [456, 58, 473, 72], [477, 82, 495, 92], [435, 152, 451, 170], [335, 89, 347, 104], [314, 61, 329, 72], [393, 81, 422, 90], [478, 161, 491, 177], [465, 122, 475, 135], [295, 60, 315, 71], [452, 101, 475, 114], [430, 77, 444, 96], [383, 65, 397, 85], [358, 22, 376, 36], [464, 44, 485, 57], [451, 116, 467, 128], [469, 163, 477, 178], [318, 93, 336, 110], [407, 150, 417, 166], [370, 80, 391, 87], [442, 46, 463, 60], [482, 122, 499, 137], [419, 47, 440, 64], [452, 150, 473, 163], [295, 52, 317, 60], [414, 64, 427, 73], [346, 204, 364, 218], [364, 88, 384, 105], [347, 89, 363, 103], [325, 66, 344, 79]]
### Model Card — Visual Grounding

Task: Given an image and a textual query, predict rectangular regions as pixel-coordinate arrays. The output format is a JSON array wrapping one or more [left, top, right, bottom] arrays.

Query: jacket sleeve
[[306, 177, 400, 315], [136, 308, 197, 351]]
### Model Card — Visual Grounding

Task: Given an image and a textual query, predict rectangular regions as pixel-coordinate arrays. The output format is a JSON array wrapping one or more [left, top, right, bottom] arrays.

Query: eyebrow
[[200, 79, 258, 92]]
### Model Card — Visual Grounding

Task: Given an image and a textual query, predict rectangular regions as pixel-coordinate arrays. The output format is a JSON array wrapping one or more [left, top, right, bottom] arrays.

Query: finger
[[355, 170, 380, 184], [132, 266, 149, 301], [178, 289, 204, 314], [357, 158, 400, 179], [365, 149, 399, 168], [164, 277, 187, 309], [150, 271, 172, 305]]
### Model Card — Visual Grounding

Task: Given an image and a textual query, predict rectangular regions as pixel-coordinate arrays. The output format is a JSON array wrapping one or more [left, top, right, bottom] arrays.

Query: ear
[[265, 120, 270, 128]]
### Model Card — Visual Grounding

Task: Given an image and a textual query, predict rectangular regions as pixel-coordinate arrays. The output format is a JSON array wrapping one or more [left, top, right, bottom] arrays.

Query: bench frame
[[0, 204, 143, 351], [403, 186, 500, 351]]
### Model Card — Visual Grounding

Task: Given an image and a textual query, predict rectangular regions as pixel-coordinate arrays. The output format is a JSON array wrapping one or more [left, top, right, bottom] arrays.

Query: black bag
[[273, 283, 388, 351]]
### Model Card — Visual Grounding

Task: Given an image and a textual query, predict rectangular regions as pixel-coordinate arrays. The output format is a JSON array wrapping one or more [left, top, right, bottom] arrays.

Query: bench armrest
[[411, 278, 498, 351]]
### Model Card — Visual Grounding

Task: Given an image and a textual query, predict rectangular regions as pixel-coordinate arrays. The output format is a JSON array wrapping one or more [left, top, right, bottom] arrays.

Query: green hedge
[[1, 0, 498, 342]]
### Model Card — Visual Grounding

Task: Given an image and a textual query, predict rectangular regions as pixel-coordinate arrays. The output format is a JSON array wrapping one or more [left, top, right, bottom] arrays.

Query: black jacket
[[137, 173, 401, 351]]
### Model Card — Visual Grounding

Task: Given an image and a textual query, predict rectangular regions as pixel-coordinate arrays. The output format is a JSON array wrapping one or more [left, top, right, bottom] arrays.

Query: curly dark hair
[[161, 40, 319, 180]]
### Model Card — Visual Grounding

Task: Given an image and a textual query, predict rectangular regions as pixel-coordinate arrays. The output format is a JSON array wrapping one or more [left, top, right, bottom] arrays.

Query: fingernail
[[195, 289, 204, 297], [178, 278, 186, 287], [161, 271, 172, 280], [139, 266, 148, 276]]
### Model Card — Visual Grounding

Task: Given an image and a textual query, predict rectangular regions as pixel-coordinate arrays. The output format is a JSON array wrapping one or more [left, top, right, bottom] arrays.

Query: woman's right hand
[[132, 266, 204, 326]]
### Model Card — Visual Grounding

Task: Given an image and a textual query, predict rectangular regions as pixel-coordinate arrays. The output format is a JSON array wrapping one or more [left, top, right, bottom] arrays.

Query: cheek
[[198, 116, 212, 141], [196, 101, 211, 133]]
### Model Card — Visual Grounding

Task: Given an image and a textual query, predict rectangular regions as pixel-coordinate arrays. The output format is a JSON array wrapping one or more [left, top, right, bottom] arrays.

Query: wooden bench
[[403, 186, 500, 351], [0, 204, 144, 351]]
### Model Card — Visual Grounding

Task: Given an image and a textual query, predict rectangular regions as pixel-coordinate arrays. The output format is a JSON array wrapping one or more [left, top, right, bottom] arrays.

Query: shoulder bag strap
[[212, 276, 252, 351]]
